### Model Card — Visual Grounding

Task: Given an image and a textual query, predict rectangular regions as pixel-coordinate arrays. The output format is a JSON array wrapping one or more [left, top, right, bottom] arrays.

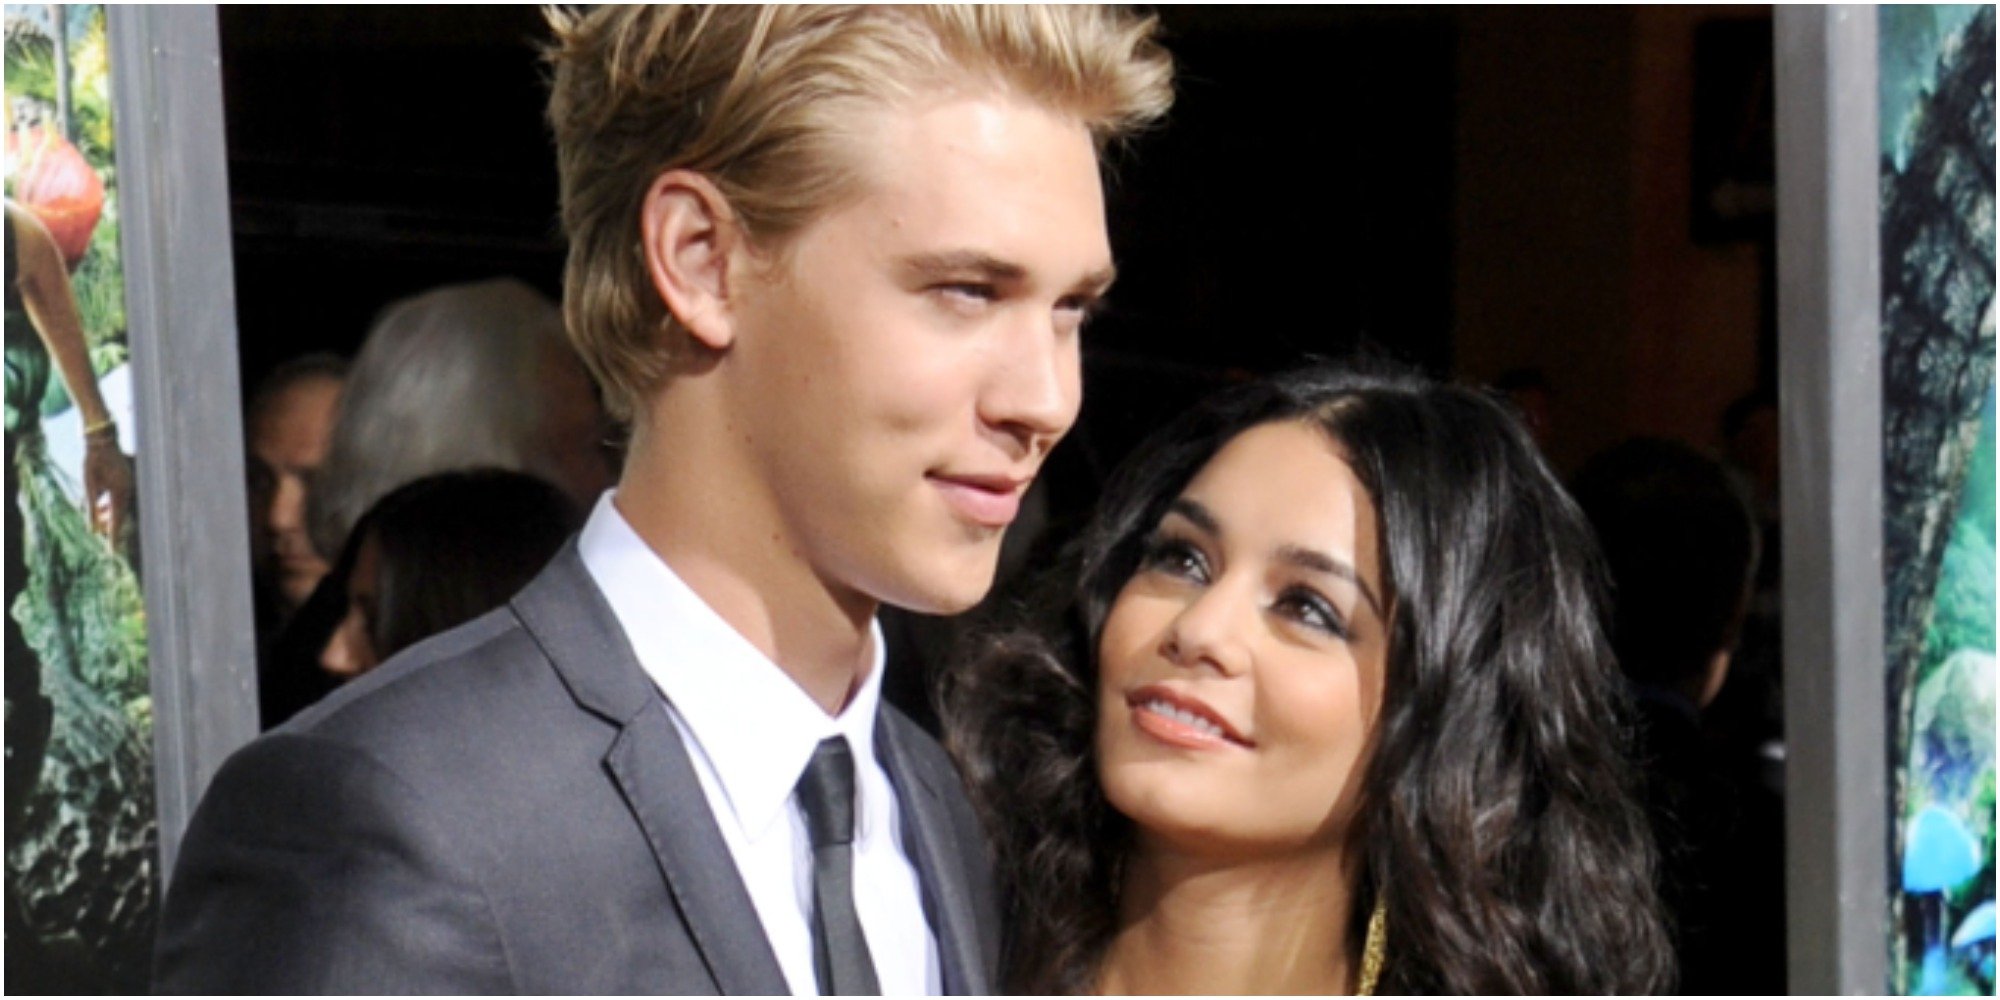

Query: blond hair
[[544, 5, 1174, 419]]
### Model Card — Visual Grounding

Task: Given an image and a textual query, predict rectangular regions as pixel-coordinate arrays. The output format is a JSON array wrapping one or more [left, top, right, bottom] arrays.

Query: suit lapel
[[877, 714, 992, 995], [513, 546, 789, 996], [604, 707, 790, 995]]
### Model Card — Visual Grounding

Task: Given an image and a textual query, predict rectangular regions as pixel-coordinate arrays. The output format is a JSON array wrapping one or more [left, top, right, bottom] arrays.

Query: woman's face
[[1096, 419, 1390, 858], [320, 533, 381, 679]]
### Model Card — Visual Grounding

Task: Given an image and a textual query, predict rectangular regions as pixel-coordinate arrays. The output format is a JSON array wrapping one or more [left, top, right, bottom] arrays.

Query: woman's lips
[[930, 473, 1025, 528], [1127, 685, 1254, 750]]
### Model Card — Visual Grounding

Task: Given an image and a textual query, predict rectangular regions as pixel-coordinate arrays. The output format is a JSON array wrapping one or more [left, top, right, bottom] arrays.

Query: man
[[304, 278, 613, 561], [156, 6, 1172, 993], [244, 354, 346, 619], [244, 353, 347, 727], [1571, 437, 1784, 995]]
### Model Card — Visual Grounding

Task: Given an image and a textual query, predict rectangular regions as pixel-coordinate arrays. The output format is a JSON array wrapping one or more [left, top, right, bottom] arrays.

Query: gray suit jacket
[[154, 545, 1000, 994]]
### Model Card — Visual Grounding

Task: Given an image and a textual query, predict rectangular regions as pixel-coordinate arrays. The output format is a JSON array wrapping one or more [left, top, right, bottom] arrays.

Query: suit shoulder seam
[[248, 731, 524, 988]]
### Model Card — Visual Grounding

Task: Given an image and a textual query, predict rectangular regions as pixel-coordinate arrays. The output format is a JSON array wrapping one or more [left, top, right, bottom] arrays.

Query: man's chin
[[917, 589, 988, 617], [879, 557, 1001, 617], [280, 572, 328, 610]]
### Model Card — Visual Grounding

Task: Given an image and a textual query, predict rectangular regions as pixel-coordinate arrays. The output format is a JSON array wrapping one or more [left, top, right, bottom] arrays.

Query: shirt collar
[[576, 492, 886, 840]]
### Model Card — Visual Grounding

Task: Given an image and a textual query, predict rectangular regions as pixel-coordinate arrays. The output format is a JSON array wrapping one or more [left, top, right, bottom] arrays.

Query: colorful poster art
[[1880, 5, 1997, 996], [3, 4, 157, 991]]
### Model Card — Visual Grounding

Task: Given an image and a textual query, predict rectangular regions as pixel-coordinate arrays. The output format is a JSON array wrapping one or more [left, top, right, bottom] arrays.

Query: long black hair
[[358, 468, 582, 658], [943, 362, 1673, 994]]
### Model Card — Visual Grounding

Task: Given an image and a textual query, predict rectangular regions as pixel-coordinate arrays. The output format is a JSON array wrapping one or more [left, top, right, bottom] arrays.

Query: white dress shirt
[[576, 494, 940, 996]]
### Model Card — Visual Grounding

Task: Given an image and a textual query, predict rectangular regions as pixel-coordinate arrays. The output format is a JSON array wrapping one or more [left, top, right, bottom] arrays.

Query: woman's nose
[[1157, 583, 1252, 678]]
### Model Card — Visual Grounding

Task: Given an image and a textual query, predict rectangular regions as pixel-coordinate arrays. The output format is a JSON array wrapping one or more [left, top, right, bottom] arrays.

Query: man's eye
[[936, 283, 998, 306], [1055, 293, 1102, 318], [1054, 294, 1104, 334]]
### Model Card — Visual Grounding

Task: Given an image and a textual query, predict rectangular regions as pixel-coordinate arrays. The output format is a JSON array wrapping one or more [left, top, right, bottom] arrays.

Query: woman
[[318, 468, 582, 678], [261, 469, 581, 726], [946, 364, 1672, 994]]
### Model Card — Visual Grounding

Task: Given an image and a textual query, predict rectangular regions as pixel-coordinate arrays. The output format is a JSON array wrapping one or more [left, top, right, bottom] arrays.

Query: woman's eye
[[1275, 587, 1348, 639], [1139, 535, 1209, 583]]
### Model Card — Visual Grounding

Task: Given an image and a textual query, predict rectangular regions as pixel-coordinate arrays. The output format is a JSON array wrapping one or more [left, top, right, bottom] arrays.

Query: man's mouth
[[928, 472, 1027, 528], [277, 547, 325, 568]]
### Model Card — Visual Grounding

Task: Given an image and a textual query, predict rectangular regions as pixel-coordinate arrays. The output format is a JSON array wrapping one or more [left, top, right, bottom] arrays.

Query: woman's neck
[[1096, 842, 1361, 995]]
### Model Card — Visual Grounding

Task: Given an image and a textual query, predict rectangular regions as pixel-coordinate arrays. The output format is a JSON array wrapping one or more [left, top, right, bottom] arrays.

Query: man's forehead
[[828, 94, 1112, 272], [251, 376, 341, 444], [854, 93, 1100, 183], [257, 372, 342, 413]]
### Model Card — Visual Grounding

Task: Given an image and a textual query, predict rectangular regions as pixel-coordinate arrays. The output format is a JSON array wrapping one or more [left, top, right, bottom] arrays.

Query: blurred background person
[[264, 469, 581, 725], [1572, 436, 1785, 994], [255, 275, 611, 727], [1493, 366, 1555, 454], [307, 276, 614, 562], [1716, 388, 1787, 790], [319, 468, 583, 679], [244, 353, 346, 631], [1722, 389, 1780, 526]]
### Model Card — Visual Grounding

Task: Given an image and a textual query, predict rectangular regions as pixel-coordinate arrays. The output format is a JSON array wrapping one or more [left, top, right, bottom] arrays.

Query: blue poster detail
[[1899, 392, 1996, 995]]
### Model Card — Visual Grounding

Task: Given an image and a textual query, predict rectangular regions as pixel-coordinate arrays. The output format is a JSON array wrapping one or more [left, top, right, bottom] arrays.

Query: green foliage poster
[[3, 4, 157, 991], [1880, 5, 1997, 995]]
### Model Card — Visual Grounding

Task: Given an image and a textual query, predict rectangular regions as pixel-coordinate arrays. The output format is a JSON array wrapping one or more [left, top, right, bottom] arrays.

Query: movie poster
[[1880, 5, 1997, 995], [3, 4, 158, 991]]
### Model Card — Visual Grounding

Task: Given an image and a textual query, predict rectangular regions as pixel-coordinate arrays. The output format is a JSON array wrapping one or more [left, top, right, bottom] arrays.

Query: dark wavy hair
[[943, 362, 1673, 994]]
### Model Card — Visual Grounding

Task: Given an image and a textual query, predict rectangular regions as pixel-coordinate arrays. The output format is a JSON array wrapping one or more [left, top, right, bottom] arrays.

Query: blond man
[[155, 7, 1171, 993]]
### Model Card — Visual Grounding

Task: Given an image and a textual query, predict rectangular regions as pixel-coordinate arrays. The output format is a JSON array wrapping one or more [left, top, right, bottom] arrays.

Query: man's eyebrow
[[897, 250, 1027, 284], [897, 251, 1116, 296], [1072, 264, 1117, 297]]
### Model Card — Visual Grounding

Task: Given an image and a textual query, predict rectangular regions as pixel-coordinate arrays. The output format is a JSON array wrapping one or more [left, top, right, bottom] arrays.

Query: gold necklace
[[1356, 896, 1387, 996]]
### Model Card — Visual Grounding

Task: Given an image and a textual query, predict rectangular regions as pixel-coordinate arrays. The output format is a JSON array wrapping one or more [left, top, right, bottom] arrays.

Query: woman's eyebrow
[[1168, 496, 1381, 614], [1165, 497, 1220, 536], [1277, 544, 1382, 617]]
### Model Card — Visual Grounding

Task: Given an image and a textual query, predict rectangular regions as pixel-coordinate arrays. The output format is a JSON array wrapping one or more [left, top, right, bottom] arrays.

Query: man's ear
[[641, 169, 742, 351]]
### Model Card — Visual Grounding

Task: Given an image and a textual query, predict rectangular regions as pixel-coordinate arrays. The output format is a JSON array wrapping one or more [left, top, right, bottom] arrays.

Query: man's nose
[[979, 310, 1082, 460], [270, 473, 307, 531]]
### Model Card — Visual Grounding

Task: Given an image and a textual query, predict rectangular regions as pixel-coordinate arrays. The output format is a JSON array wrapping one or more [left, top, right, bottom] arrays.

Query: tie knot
[[796, 736, 857, 848]]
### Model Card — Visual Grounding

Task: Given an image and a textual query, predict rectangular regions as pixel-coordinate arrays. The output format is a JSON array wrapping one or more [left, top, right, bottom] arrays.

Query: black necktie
[[796, 737, 881, 996]]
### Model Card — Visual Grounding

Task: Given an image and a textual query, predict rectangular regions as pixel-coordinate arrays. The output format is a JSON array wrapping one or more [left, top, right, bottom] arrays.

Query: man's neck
[[615, 413, 876, 716]]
